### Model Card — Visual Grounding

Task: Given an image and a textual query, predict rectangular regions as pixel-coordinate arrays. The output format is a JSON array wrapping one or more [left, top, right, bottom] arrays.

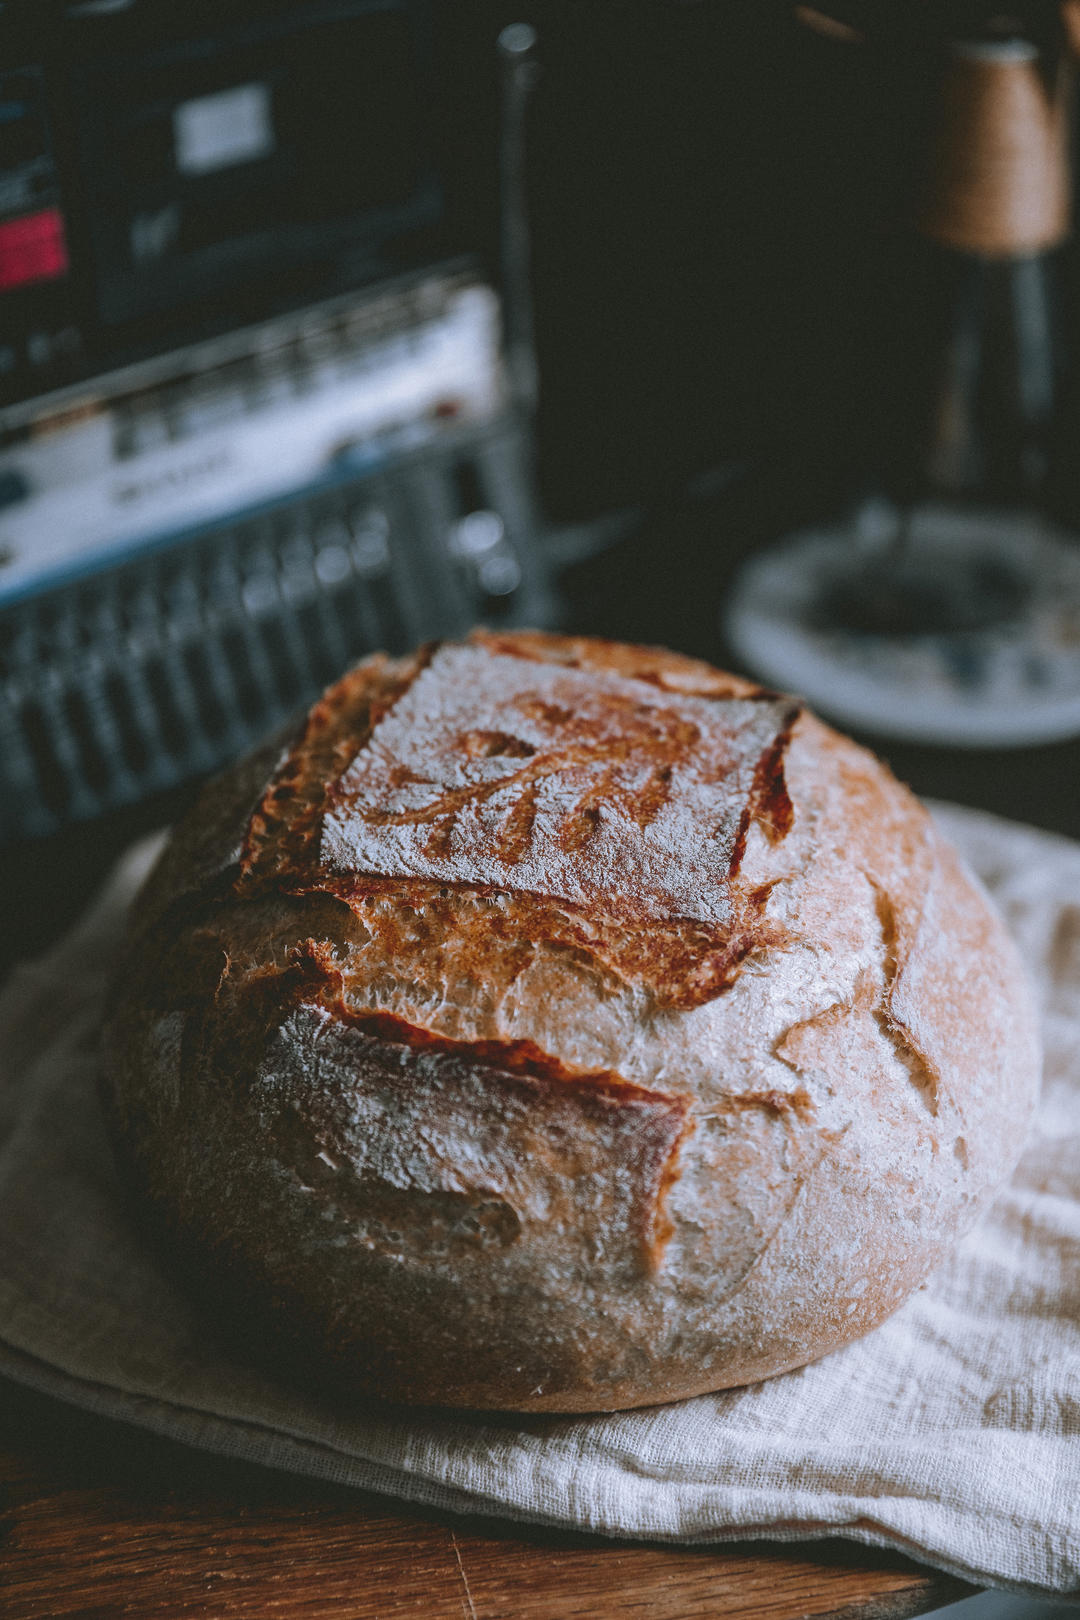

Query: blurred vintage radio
[[0, 0, 549, 842]]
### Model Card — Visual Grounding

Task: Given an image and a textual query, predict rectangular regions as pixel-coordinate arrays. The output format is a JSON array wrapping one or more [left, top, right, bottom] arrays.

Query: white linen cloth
[[0, 804, 1076, 1596]]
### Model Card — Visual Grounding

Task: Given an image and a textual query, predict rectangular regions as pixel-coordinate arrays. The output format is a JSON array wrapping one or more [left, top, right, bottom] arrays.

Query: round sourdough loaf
[[101, 630, 1040, 1412]]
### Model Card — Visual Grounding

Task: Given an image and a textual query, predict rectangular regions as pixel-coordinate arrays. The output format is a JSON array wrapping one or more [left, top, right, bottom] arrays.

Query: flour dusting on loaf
[[322, 642, 791, 926], [101, 630, 1041, 1412]]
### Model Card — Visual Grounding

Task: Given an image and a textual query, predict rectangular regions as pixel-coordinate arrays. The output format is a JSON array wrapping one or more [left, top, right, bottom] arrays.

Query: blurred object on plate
[[727, 7, 1080, 748]]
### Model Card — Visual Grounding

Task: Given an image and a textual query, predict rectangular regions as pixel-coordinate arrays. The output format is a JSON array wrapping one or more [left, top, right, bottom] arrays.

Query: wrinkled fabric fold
[[0, 804, 1076, 1595]]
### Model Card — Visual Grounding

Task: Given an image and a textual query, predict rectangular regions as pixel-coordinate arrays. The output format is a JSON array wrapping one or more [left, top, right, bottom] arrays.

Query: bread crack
[[870, 884, 941, 1116]]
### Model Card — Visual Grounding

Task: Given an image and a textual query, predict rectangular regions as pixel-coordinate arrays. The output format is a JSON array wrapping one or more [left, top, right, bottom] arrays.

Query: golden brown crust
[[101, 631, 1042, 1412], [235, 630, 800, 1010], [239, 649, 428, 890]]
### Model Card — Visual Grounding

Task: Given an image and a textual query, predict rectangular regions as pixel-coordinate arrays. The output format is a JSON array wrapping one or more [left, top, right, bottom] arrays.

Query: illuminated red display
[[0, 207, 69, 293]]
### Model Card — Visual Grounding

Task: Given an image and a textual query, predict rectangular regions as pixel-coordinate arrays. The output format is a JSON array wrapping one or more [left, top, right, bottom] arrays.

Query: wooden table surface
[[0, 1378, 973, 1620]]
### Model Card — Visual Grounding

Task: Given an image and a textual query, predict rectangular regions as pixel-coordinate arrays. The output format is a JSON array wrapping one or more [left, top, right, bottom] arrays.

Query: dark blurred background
[[1, 0, 1078, 974]]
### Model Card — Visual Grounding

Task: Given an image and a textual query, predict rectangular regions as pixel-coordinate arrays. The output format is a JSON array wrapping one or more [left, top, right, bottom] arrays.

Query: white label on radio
[[0, 278, 504, 602], [174, 83, 274, 176]]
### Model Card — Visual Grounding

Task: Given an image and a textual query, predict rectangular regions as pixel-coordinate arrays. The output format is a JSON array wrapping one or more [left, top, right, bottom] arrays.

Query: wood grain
[[0, 1379, 974, 1620]]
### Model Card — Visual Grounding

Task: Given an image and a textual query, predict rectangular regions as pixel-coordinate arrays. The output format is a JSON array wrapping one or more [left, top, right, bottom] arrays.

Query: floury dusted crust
[[102, 631, 1040, 1411]]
